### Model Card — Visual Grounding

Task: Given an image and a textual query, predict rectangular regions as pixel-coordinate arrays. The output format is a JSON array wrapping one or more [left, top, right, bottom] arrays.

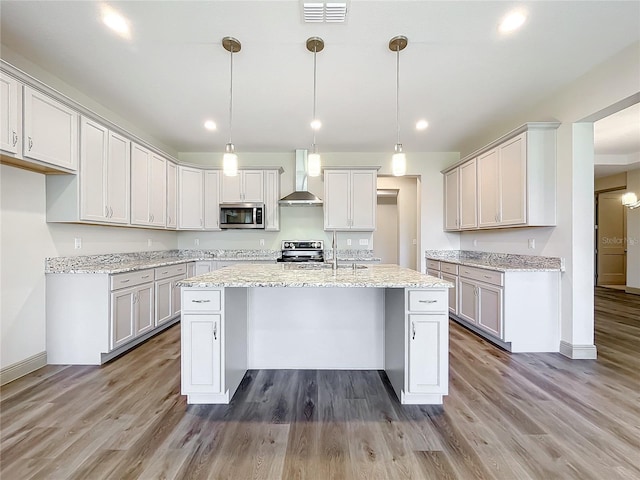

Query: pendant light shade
[[222, 36, 241, 176], [307, 36, 324, 177], [389, 35, 408, 177]]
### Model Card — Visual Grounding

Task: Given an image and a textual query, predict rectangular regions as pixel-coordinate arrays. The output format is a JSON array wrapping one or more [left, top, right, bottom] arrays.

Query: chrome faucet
[[332, 230, 338, 271]]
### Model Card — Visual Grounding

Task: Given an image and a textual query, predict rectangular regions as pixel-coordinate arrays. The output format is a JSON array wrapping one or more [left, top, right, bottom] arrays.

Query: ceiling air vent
[[302, 2, 348, 23]]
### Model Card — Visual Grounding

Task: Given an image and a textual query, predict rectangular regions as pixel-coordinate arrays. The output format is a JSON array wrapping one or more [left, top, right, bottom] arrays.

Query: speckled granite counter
[[425, 250, 563, 272], [45, 249, 381, 274], [179, 263, 451, 288], [45, 249, 280, 274]]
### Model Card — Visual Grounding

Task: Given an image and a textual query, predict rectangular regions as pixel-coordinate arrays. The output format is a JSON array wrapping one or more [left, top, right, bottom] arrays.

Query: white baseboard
[[0, 351, 47, 386], [625, 286, 640, 296], [559, 341, 597, 359]]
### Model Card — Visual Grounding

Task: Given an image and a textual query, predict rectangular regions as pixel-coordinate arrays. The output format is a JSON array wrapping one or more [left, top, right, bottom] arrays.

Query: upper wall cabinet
[[23, 86, 78, 172], [166, 162, 178, 229], [221, 170, 264, 203], [324, 168, 377, 231], [263, 169, 281, 231], [0, 73, 21, 156], [442, 123, 559, 231], [178, 165, 204, 230], [131, 143, 167, 228], [46, 117, 130, 225]]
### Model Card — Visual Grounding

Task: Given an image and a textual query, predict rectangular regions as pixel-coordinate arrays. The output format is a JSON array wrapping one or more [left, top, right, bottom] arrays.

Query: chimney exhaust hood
[[279, 149, 323, 206]]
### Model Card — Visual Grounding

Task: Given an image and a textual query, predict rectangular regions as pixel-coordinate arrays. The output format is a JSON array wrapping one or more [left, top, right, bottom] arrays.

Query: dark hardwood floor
[[2, 286, 639, 479]]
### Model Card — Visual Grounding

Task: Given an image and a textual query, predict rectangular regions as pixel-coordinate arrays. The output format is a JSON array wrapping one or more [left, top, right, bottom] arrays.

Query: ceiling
[[1, 1, 639, 156]]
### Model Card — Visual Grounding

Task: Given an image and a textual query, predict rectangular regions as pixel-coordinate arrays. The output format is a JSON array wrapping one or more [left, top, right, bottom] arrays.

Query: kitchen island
[[178, 263, 452, 405]]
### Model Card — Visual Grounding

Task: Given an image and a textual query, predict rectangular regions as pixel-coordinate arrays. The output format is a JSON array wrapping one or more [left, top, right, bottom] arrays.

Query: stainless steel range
[[277, 240, 324, 263]]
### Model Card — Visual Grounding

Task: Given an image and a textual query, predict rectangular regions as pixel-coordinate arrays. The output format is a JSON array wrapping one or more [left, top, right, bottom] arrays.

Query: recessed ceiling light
[[204, 120, 217, 131], [416, 119, 429, 130], [102, 6, 131, 39], [499, 10, 527, 34]]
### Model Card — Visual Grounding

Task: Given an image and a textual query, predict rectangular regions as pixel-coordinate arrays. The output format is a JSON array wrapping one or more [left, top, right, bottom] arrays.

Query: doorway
[[374, 189, 399, 265], [596, 190, 628, 287]]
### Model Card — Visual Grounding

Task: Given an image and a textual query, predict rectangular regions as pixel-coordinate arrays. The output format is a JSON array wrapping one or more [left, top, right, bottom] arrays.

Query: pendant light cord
[[396, 45, 400, 146], [312, 45, 317, 148], [229, 45, 234, 145]]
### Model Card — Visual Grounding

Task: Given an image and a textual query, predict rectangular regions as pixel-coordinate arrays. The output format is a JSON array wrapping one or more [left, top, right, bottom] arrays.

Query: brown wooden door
[[597, 191, 627, 286]]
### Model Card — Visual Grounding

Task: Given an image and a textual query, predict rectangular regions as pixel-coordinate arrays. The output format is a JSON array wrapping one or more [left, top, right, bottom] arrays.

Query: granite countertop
[[425, 250, 563, 272], [178, 263, 453, 289], [45, 249, 381, 274]]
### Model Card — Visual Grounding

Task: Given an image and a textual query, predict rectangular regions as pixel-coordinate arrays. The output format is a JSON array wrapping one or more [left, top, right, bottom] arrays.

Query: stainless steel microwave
[[219, 203, 265, 229]]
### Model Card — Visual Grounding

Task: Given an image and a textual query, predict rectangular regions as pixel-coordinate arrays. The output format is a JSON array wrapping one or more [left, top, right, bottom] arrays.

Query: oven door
[[220, 203, 265, 229]]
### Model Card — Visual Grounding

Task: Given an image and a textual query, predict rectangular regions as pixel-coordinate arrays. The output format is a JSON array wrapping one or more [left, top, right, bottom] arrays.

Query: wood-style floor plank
[[1, 286, 639, 479]]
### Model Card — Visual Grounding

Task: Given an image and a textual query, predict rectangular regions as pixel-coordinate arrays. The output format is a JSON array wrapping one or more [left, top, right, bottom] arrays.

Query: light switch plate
[[359, 239, 368, 246], [74, 237, 82, 249]]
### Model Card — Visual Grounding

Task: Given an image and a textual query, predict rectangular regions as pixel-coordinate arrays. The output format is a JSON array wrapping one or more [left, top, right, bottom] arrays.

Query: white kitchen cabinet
[[221, 170, 264, 203], [478, 134, 526, 228], [178, 165, 204, 229], [0, 73, 21, 155], [182, 313, 222, 395], [403, 289, 449, 402], [23, 86, 78, 172], [264, 169, 281, 231], [444, 168, 459, 230], [155, 264, 187, 326], [80, 117, 130, 224], [440, 271, 458, 315], [457, 275, 503, 338], [204, 170, 221, 230], [324, 168, 377, 231], [167, 162, 178, 229], [109, 269, 155, 350], [442, 123, 559, 231], [459, 159, 477, 229], [195, 261, 215, 275], [131, 143, 167, 227]]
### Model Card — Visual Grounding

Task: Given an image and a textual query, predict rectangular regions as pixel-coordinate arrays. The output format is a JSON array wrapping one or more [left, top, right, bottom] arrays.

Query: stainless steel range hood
[[279, 149, 323, 206]]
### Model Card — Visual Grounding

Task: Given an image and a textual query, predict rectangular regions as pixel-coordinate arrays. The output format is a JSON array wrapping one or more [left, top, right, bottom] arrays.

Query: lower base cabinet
[[427, 257, 561, 352], [46, 262, 192, 365], [182, 313, 222, 394]]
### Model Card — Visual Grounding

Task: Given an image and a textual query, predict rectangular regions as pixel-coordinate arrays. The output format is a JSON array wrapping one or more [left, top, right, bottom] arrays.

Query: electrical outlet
[[74, 237, 82, 249], [412, 239, 417, 245], [473, 239, 478, 247], [528, 238, 535, 249], [347, 238, 352, 246], [359, 239, 368, 246], [147, 239, 152, 247], [260, 239, 265, 246], [194, 238, 200, 246]]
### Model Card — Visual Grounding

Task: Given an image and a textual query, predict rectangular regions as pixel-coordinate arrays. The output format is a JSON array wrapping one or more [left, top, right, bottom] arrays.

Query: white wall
[[0, 165, 178, 371], [626, 168, 640, 292], [457, 41, 640, 357]]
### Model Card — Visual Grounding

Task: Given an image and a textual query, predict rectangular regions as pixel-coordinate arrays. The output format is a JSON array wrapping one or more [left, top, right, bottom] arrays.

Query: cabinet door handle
[[419, 299, 438, 304], [105, 205, 109, 217], [412, 322, 416, 340], [12, 131, 18, 146], [213, 321, 217, 341], [191, 299, 211, 303], [109, 207, 113, 218], [483, 275, 492, 279], [120, 279, 130, 283], [28, 137, 33, 151], [141, 275, 150, 279]]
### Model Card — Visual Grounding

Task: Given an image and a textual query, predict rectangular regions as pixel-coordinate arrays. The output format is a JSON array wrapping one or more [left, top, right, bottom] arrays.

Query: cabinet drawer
[[155, 263, 187, 280], [426, 269, 441, 278], [458, 266, 504, 286], [183, 289, 222, 312], [426, 260, 440, 271], [408, 290, 447, 313], [110, 269, 153, 290], [440, 262, 458, 275]]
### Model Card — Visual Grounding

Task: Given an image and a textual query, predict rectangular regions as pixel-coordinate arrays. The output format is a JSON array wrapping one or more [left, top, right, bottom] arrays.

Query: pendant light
[[307, 37, 324, 177], [389, 35, 408, 176], [222, 36, 241, 176]]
